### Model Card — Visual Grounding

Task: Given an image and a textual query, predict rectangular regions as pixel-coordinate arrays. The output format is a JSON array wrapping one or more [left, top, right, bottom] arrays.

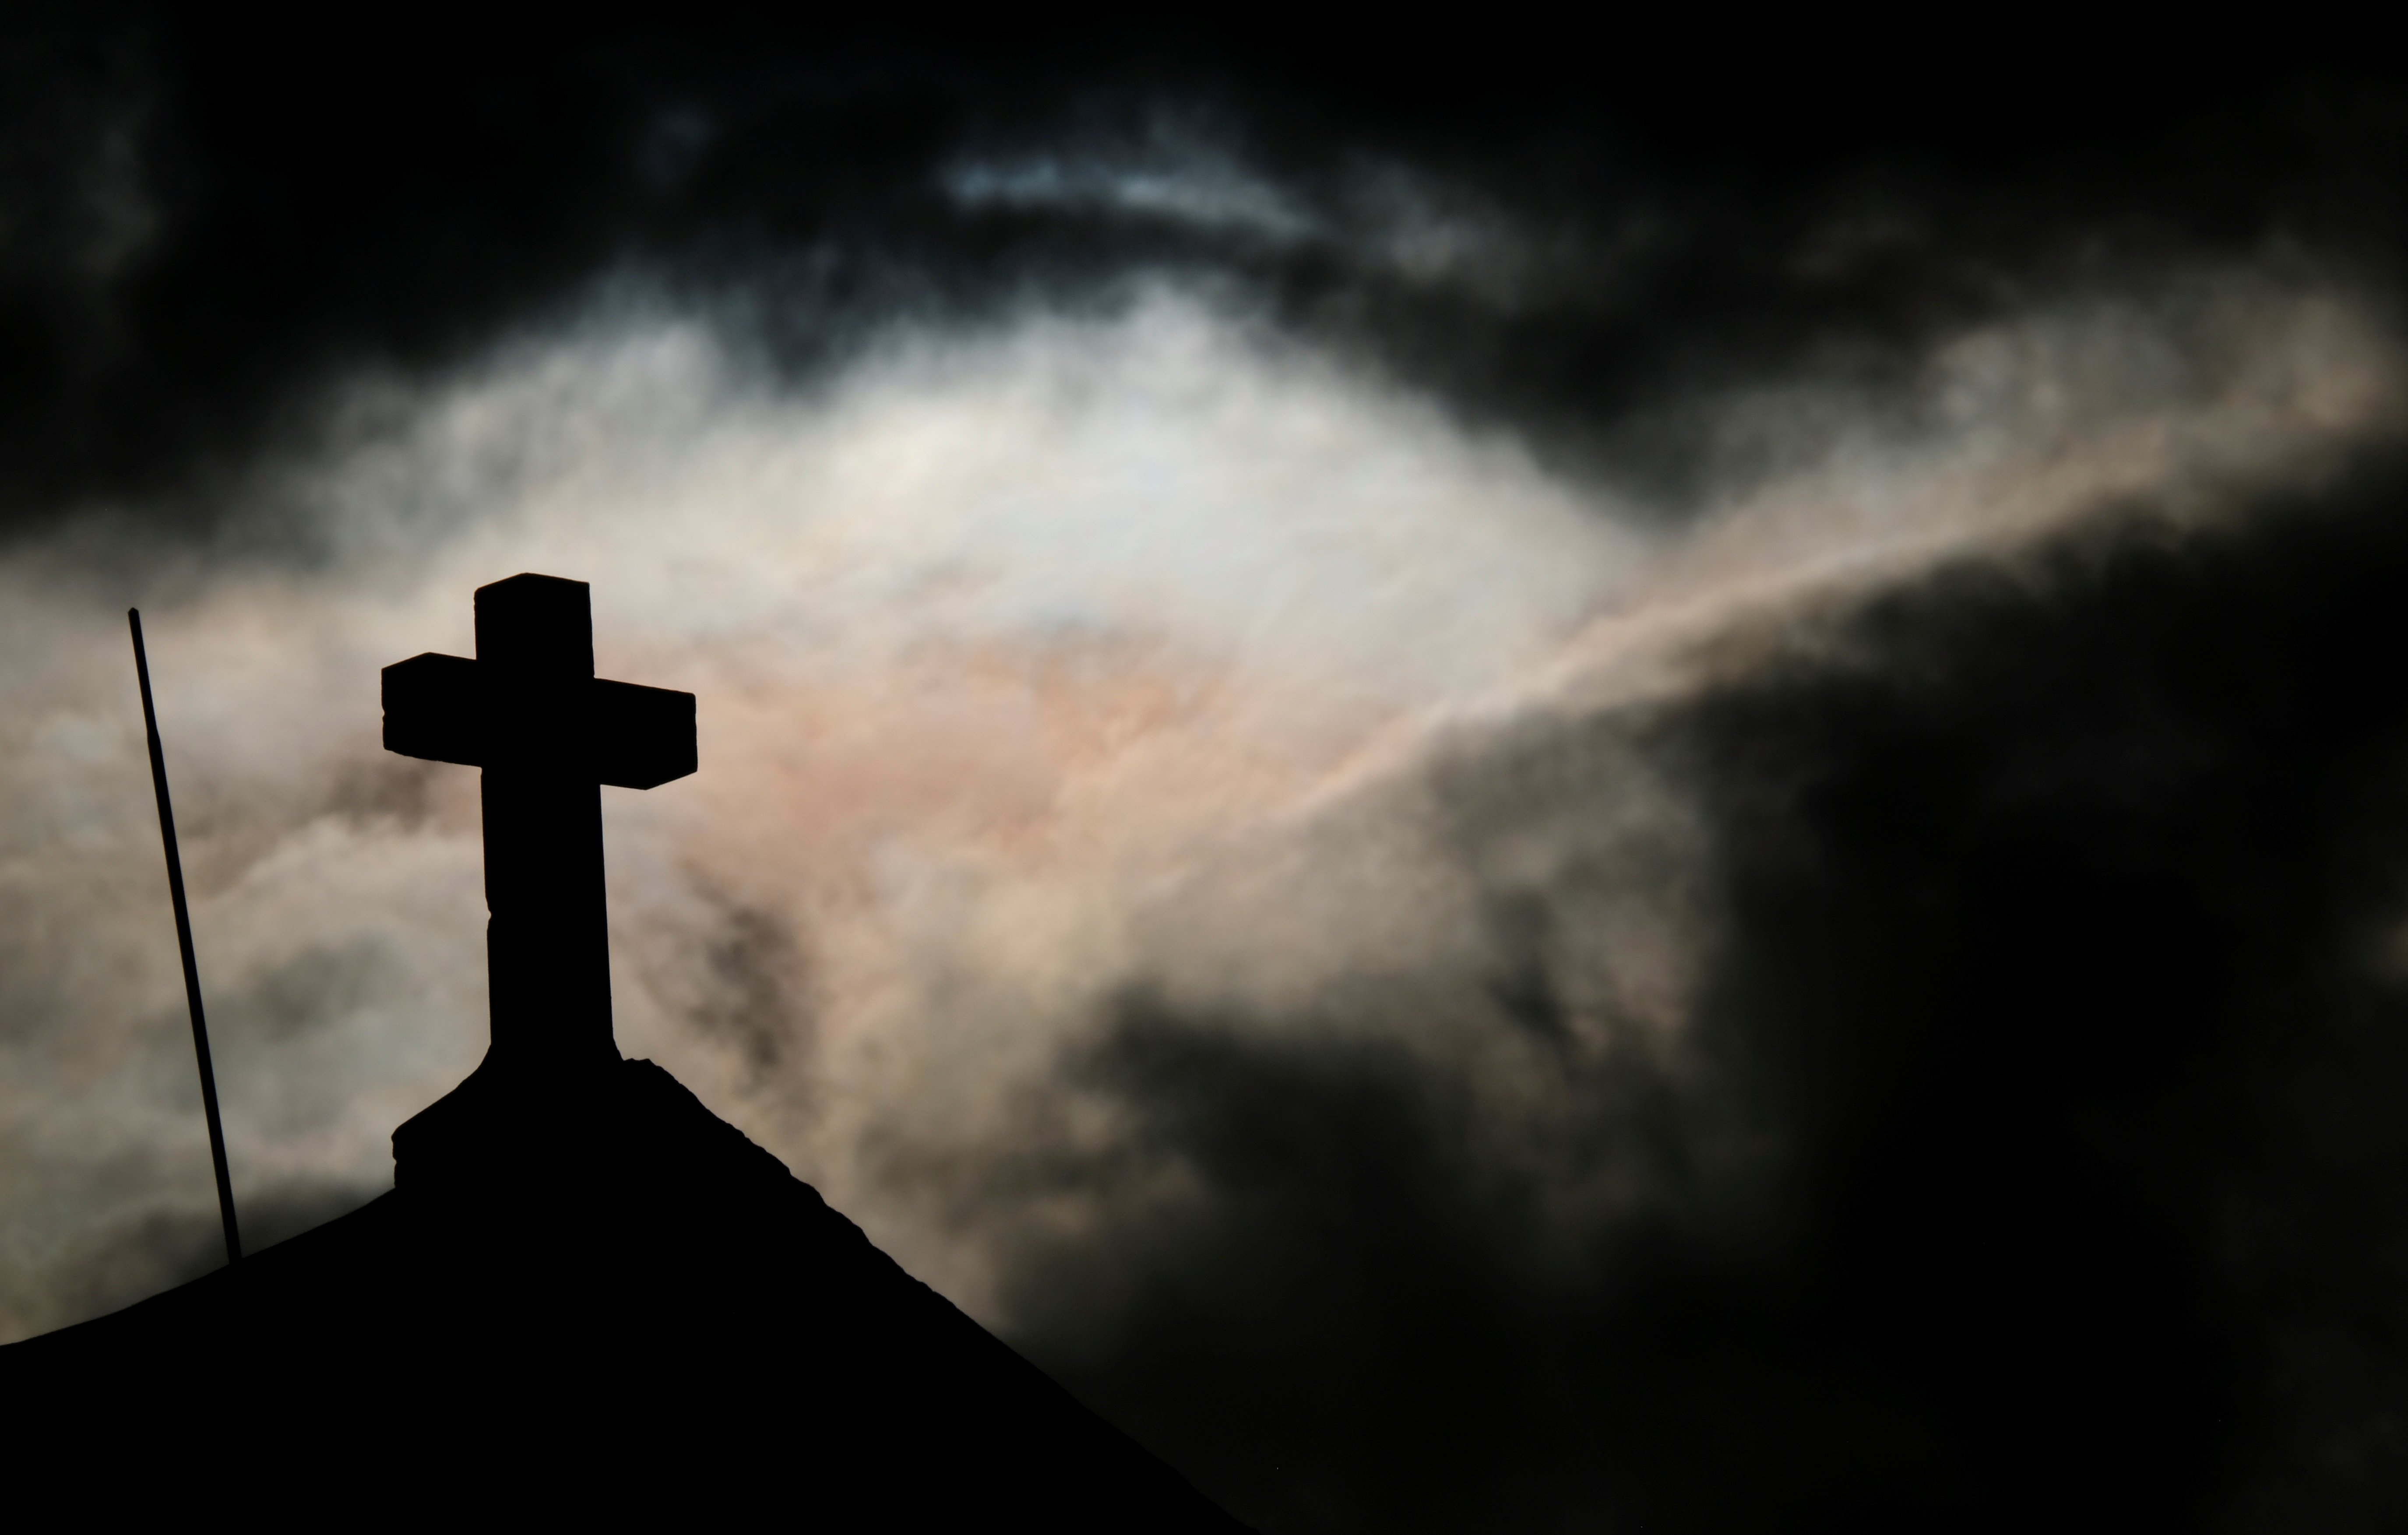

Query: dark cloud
[[993, 456, 2408, 1528], [4, 12, 2399, 532], [8, 11, 2408, 1531], [220, 939, 400, 1043], [686, 893, 813, 1077]]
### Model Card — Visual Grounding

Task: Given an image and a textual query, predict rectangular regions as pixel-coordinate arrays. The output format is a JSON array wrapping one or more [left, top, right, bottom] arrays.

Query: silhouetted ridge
[[2, 571, 1242, 1523], [0, 1057, 1244, 1526]]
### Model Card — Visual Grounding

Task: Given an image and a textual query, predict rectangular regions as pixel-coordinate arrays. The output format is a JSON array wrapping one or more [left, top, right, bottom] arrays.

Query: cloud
[[7, 18, 2408, 1523], [1, 251, 2392, 1320], [991, 453, 2408, 1527], [943, 118, 1320, 246]]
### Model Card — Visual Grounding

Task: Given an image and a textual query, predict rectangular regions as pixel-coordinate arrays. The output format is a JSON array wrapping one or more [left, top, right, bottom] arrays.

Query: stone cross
[[383, 575, 694, 1076]]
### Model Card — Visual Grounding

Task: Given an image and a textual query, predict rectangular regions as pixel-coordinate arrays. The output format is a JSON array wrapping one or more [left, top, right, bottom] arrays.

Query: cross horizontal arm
[[384, 653, 697, 789]]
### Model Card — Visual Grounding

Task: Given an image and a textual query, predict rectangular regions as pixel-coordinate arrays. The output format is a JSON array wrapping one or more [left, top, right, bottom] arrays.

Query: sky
[[5, 14, 2408, 1529]]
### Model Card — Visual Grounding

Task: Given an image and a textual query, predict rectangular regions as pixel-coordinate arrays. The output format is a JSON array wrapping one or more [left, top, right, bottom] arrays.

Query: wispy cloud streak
[[0, 257, 2392, 1341]]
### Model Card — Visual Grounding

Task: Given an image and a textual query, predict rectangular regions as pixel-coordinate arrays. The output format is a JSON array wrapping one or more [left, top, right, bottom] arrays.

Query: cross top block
[[384, 575, 696, 788], [478, 571, 594, 677]]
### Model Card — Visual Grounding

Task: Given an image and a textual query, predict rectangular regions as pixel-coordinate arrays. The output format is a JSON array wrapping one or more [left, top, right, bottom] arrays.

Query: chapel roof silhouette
[[0, 575, 1242, 1527]]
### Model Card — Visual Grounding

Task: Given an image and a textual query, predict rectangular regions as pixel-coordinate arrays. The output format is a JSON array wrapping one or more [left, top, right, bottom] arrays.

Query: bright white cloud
[[0, 273, 2395, 1341]]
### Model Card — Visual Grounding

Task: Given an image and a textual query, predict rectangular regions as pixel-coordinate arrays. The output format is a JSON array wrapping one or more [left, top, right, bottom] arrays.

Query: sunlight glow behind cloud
[[0, 271, 2396, 1339]]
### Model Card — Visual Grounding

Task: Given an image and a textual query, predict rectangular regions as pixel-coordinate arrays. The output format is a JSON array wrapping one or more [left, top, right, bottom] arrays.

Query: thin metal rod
[[129, 609, 241, 1265]]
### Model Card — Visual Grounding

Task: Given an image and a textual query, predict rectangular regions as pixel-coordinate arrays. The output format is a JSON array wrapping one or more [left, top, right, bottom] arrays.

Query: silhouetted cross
[[383, 575, 694, 1074]]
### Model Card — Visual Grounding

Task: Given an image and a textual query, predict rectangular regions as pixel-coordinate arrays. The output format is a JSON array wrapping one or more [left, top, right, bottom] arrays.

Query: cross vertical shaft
[[476, 577, 616, 1071], [481, 764, 613, 1070], [383, 574, 696, 1085]]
